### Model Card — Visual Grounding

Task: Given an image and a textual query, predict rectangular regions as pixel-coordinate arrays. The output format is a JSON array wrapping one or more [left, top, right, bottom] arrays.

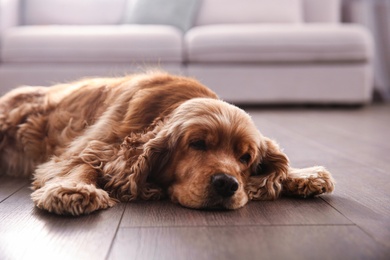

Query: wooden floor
[[1, 104, 389, 260]]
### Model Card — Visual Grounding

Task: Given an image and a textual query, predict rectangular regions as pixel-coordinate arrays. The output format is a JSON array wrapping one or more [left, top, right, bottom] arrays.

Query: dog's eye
[[190, 140, 207, 151], [240, 153, 251, 164]]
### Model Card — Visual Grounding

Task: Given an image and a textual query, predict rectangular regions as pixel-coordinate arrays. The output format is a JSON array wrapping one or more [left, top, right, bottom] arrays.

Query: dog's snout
[[211, 173, 239, 197]]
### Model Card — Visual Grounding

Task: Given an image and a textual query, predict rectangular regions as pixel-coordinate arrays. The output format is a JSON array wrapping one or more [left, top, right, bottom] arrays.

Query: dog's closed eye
[[239, 153, 251, 164], [190, 140, 207, 151]]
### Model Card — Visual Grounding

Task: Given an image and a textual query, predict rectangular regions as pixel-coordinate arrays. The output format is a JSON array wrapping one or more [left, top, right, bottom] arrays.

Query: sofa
[[0, 0, 373, 104]]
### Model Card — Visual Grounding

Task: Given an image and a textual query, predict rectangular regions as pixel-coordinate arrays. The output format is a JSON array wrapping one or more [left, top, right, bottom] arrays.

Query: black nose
[[211, 173, 239, 198]]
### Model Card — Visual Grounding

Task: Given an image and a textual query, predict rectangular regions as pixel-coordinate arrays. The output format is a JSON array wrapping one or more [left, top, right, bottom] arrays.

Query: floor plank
[[321, 165, 390, 248], [0, 175, 29, 202], [120, 197, 351, 228], [323, 195, 390, 249], [109, 226, 387, 260], [0, 186, 126, 260]]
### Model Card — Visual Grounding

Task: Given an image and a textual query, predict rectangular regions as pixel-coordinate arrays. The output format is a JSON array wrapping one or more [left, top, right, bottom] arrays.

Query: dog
[[0, 72, 335, 215]]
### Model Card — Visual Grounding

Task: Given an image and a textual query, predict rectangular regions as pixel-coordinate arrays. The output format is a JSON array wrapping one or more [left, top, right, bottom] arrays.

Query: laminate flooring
[[1, 104, 389, 260]]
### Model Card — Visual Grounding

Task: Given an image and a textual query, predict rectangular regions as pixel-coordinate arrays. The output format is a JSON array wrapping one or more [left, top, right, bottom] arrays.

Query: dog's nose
[[211, 173, 239, 197]]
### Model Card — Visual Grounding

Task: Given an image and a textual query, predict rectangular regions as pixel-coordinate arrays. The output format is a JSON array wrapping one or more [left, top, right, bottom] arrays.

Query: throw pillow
[[124, 0, 200, 32]]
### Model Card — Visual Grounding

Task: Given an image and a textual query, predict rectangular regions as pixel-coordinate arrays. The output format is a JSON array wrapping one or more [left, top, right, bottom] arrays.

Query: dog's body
[[0, 72, 335, 215]]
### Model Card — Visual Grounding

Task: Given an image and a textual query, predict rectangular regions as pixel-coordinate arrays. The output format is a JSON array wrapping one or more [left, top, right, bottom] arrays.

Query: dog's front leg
[[30, 145, 119, 216], [282, 166, 335, 198]]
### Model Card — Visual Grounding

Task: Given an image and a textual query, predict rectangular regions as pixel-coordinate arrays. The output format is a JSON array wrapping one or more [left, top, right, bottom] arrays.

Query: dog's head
[[132, 98, 289, 209]]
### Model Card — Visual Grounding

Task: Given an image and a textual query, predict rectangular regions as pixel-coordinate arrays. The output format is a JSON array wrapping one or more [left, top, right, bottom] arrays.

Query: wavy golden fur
[[0, 72, 335, 215]]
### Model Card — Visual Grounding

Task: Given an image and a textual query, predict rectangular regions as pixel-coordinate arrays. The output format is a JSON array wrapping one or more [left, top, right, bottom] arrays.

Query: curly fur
[[0, 72, 335, 215]]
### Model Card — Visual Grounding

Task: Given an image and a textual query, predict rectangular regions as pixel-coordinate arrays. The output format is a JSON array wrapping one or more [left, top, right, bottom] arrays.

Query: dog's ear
[[101, 119, 174, 201], [248, 137, 289, 200], [253, 138, 289, 178], [129, 128, 172, 197]]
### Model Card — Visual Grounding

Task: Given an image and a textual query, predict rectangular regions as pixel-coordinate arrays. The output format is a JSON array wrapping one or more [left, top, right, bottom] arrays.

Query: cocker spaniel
[[0, 72, 335, 215]]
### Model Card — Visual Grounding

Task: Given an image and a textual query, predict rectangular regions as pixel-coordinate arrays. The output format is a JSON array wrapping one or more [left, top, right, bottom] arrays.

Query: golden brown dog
[[0, 72, 335, 215]]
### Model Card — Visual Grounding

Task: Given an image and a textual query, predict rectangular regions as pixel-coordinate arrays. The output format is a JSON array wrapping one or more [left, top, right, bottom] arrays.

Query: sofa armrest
[[0, 0, 21, 33], [302, 0, 341, 23]]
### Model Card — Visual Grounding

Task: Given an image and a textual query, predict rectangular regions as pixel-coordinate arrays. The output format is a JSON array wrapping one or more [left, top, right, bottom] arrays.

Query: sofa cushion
[[1, 25, 183, 63], [185, 24, 373, 63], [302, 0, 340, 23], [194, 0, 303, 26], [124, 0, 199, 32], [23, 0, 127, 25]]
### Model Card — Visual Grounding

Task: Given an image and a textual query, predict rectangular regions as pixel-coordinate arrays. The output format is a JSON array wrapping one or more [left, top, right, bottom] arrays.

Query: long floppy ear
[[127, 127, 173, 200], [247, 137, 289, 200], [102, 120, 174, 201], [257, 138, 289, 178]]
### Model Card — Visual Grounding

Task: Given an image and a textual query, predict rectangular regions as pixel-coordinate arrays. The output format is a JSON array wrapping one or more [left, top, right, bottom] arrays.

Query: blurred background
[[342, 0, 390, 101], [0, 0, 389, 105]]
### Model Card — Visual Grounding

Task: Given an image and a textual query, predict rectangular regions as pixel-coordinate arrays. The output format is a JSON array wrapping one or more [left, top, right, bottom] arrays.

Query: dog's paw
[[31, 183, 117, 216], [283, 166, 335, 198]]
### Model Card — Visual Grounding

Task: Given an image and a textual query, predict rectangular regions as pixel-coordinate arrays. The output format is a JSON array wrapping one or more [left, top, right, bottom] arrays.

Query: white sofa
[[0, 0, 373, 104]]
